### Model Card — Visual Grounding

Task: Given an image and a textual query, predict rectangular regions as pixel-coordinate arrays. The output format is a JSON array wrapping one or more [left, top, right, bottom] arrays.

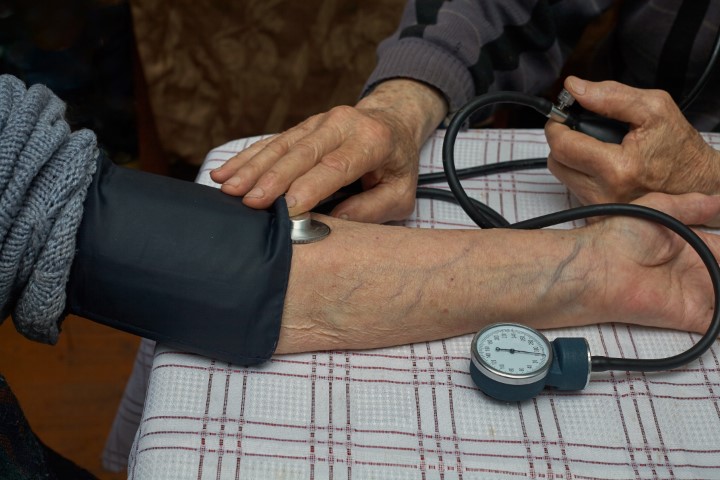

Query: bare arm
[[276, 193, 720, 354]]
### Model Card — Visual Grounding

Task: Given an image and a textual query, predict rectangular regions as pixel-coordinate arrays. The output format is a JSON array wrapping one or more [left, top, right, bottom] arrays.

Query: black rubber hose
[[511, 203, 720, 373], [418, 157, 547, 185], [441, 90, 720, 374], [442, 92, 553, 228], [415, 187, 510, 228]]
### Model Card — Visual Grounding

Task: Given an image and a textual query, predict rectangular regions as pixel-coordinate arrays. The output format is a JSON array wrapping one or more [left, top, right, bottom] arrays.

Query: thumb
[[331, 183, 416, 224], [633, 192, 720, 227], [564, 76, 652, 126]]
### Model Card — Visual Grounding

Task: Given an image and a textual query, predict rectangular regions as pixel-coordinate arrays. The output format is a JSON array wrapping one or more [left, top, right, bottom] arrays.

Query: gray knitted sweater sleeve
[[0, 74, 97, 344], [363, 0, 720, 130], [0, 74, 291, 365]]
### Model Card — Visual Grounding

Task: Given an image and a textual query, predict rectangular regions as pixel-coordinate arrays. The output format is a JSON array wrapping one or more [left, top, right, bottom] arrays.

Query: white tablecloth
[[126, 129, 720, 479]]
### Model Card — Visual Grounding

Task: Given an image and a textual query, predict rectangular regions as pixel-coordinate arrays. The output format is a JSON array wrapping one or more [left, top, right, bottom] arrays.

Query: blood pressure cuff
[[66, 153, 292, 365]]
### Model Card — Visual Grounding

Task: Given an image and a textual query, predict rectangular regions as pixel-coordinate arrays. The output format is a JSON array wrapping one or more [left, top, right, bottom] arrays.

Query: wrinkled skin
[[546, 76, 720, 227], [211, 79, 447, 223], [276, 192, 720, 354]]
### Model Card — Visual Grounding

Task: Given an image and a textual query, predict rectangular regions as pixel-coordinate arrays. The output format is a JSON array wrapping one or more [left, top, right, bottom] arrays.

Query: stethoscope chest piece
[[470, 323, 591, 402], [290, 212, 331, 244]]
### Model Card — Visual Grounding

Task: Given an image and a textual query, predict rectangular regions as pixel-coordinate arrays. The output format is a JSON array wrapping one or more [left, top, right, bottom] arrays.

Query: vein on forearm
[[546, 238, 583, 296]]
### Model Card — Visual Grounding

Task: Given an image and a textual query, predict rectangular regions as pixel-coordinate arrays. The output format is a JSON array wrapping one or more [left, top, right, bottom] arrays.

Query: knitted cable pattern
[[0, 74, 98, 344]]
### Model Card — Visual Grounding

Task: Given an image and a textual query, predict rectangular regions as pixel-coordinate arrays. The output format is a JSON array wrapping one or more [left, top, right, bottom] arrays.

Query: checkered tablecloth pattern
[[127, 130, 720, 479]]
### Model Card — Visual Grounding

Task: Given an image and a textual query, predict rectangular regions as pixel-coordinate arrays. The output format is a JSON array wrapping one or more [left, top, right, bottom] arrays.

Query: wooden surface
[[0, 315, 140, 479]]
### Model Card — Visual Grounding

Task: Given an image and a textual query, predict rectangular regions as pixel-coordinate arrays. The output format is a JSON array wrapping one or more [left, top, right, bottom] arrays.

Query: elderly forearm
[[276, 216, 592, 354]]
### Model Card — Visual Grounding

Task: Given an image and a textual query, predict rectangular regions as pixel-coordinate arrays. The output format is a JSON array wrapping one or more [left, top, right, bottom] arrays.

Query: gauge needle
[[495, 347, 546, 356]]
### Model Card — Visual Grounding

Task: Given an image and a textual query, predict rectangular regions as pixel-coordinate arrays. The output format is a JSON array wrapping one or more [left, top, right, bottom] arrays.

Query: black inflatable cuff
[[66, 153, 292, 365]]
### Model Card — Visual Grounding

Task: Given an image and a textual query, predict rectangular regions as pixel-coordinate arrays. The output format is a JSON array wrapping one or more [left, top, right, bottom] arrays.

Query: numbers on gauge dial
[[476, 326, 550, 376]]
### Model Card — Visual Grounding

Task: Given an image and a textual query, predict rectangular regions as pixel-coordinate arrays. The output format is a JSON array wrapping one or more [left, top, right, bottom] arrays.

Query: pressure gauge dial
[[472, 323, 552, 385], [469, 323, 591, 402], [470, 323, 553, 402]]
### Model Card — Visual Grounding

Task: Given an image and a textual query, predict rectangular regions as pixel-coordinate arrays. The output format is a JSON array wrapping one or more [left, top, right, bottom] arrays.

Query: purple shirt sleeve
[[362, 0, 720, 131], [363, 0, 614, 111]]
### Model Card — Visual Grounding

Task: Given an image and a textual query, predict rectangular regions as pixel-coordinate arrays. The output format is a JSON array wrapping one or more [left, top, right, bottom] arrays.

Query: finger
[[545, 121, 624, 178], [240, 123, 349, 210], [564, 76, 672, 127], [216, 116, 326, 194], [330, 181, 416, 223], [210, 135, 279, 185], [632, 192, 720, 227], [282, 140, 393, 216], [544, 116, 570, 137], [547, 153, 610, 205]]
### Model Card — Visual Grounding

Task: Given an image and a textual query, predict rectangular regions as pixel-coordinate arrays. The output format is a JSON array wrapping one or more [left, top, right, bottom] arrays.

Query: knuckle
[[603, 80, 624, 93], [326, 105, 357, 121], [357, 110, 394, 138], [594, 80, 625, 104], [645, 89, 674, 115], [264, 140, 289, 158], [260, 167, 283, 185], [238, 160, 265, 180], [320, 151, 352, 177], [364, 119, 394, 147], [289, 140, 320, 160]]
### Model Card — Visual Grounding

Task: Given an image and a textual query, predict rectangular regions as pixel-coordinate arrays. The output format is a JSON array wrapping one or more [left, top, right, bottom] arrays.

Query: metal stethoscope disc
[[290, 212, 331, 244]]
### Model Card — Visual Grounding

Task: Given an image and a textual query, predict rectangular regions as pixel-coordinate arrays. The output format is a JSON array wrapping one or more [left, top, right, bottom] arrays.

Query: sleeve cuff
[[362, 37, 476, 112]]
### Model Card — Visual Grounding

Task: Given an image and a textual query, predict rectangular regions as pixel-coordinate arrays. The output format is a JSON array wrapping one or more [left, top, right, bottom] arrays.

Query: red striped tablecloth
[[127, 129, 720, 479]]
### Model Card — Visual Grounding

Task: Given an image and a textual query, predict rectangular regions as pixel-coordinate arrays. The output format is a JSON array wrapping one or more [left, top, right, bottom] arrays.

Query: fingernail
[[244, 187, 265, 199], [284, 195, 297, 208], [337, 213, 349, 220], [568, 77, 587, 95]]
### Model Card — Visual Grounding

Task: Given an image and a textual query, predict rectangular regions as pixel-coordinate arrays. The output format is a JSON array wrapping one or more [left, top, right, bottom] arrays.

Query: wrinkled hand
[[212, 107, 417, 222], [545, 77, 720, 212], [585, 192, 720, 334], [210, 79, 447, 223]]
